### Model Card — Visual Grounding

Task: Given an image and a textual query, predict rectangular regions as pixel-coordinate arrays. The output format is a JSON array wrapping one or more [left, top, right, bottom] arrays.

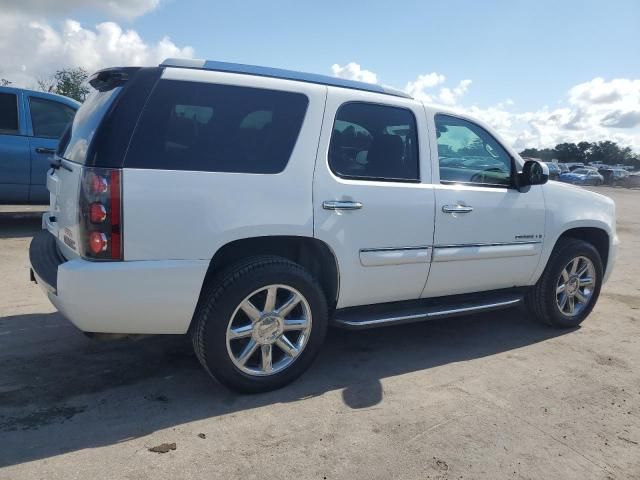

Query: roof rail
[[160, 58, 411, 99]]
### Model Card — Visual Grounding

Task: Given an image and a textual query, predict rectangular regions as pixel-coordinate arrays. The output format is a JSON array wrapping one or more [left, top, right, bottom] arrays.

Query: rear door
[[0, 90, 29, 202], [26, 95, 77, 202], [313, 88, 435, 309], [423, 112, 545, 297]]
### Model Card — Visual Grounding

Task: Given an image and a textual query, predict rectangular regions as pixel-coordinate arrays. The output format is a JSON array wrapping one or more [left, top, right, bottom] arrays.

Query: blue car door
[[26, 95, 77, 202], [0, 90, 30, 203]]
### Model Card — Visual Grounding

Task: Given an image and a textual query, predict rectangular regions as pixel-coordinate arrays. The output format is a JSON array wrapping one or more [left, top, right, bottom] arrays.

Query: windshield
[[59, 87, 122, 164]]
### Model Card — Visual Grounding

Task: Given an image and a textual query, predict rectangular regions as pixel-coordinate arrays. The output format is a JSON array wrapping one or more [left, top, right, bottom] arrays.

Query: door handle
[[323, 200, 363, 211], [35, 147, 56, 155], [442, 204, 473, 214]]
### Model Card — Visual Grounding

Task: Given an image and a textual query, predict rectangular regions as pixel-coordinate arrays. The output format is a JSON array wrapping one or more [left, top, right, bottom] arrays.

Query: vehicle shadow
[[0, 308, 571, 467], [0, 212, 43, 239]]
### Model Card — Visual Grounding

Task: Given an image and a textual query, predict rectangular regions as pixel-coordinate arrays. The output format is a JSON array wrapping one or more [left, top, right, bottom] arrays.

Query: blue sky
[[1, 0, 639, 149], [94, 0, 640, 111]]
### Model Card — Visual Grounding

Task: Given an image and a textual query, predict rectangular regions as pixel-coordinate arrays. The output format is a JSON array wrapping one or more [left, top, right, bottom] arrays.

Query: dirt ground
[[0, 187, 638, 479]]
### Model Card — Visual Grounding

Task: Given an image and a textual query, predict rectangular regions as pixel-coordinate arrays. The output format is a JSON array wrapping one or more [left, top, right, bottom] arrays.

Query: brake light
[[88, 173, 109, 194], [79, 167, 123, 260], [89, 232, 108, 253], [89, 203, 107, 223]]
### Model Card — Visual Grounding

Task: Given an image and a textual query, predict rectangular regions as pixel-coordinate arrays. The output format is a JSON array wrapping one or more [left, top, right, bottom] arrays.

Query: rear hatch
[[45, 83, 123, 260], [45, 67, 161, 260]]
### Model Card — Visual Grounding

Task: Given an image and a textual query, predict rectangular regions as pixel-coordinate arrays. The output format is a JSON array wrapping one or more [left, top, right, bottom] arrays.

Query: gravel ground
[[0, 187, 638, 479]]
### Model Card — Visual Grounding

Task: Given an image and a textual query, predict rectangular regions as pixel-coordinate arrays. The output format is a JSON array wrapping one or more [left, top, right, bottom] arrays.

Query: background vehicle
[[566, 162, 585, 171], [557, 163, 571, 174], [29, 60, 618, 393], [559, 168, 604, 185], [543, 161, 561, 180], [623, 173, 640, 188], [0, 87, 79, 204], [599, 167, 630, 186]]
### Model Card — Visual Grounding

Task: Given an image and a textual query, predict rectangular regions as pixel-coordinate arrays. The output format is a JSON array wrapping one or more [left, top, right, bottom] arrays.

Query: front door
[[423, 113, 546, 298], [313, 89, 435, 309]]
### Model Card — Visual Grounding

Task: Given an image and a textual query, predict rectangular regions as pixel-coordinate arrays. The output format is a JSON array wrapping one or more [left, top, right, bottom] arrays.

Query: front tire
[[192, 256, 328, 393], [526, 238, 603, 328]]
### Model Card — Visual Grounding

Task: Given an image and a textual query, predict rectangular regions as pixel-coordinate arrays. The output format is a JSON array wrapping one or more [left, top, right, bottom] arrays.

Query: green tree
[[0, 78, 11, 86], [554, 142, 585, 163], [37, 67, 90, 102]]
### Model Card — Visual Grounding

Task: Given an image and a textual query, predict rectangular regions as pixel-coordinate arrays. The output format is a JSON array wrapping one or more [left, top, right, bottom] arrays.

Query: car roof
[[160, 58, 412, 99], [0, 85, 81, 108]]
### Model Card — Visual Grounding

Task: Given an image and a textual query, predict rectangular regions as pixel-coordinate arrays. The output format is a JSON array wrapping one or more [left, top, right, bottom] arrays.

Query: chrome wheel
[[556, 256, 596, 317], [226, 284, 312, 376]]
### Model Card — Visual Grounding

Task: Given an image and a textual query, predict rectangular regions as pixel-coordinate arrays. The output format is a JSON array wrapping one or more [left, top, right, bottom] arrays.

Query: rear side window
[[125, 80, 309, 173], [29, 97, 76, 139], [329, 102, 419, 182], [0, 93, 19, 134]]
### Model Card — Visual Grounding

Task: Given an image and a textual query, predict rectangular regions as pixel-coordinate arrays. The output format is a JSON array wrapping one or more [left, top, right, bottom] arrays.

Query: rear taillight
[[79, 167, 123, 260]]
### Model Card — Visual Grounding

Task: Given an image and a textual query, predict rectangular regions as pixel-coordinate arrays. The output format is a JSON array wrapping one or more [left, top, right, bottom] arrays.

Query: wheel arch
[[555, 227, 610, 272], [198, 235, 340, 313]]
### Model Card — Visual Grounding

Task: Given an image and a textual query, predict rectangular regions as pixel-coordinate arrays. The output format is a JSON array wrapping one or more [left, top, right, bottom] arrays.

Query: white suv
[[30, 59, 618, 392]]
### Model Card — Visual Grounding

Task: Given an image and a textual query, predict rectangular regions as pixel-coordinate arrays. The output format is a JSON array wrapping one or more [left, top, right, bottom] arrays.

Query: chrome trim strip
[[360, 245, 431, 253], [434, 241, 541, 249], [335, 298, 522, 328]]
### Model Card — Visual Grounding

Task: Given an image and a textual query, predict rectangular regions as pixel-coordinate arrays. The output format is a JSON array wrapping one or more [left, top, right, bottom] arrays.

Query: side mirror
[[519, 160, 549, 189]]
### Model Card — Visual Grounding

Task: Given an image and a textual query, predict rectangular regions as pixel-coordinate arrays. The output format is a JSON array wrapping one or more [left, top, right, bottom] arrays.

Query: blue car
[[559, 168, 604, 186], [0, 87, 79, 203]]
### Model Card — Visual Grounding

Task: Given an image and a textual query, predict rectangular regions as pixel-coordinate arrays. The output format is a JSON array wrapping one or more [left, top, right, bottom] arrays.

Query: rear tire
[[191, 256, 328, 393], [526, 238, 603, 328]]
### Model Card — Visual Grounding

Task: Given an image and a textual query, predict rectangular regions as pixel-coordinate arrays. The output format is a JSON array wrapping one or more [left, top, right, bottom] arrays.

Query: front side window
[[29, 97, 76, 139], [125, 80, 309, 173], [0, 93, 19, 134], [329, 102, 419, 181], [435, 114, 513, 187]]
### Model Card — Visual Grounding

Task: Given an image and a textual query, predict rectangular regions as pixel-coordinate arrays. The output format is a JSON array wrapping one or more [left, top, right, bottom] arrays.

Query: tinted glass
[[0, 93, 19, 134], [29, 97, 76, 138], [436, 114, 512, 186], [125, 80, 309, 173], [330, 102, 419, 181], [61, 87, 122, 163]]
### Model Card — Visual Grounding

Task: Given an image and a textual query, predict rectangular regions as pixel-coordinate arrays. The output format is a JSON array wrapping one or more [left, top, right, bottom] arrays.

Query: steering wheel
[[470, 167, 503, 184]]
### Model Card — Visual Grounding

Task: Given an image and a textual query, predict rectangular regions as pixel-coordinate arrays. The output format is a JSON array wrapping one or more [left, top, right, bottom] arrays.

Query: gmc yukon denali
[[29, 59, 618, 392]]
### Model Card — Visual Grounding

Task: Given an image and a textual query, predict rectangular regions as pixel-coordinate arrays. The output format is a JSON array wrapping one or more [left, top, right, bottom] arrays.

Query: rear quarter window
[[125, 80, 309, 173]]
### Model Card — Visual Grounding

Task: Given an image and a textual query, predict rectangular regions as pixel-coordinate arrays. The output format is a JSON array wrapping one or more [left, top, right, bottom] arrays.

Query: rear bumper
[[29, 230, 209, 334], [29, 230, 65, 295]]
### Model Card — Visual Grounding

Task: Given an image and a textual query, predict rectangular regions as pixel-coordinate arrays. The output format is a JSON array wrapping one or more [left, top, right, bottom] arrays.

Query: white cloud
[[331, 63, 377, 84], [329, 62, 639, 151], [2, 0, 159, 19], [0, 13, 193, 87], [438, 79, 472, 105], [404, 73, 446, 102]]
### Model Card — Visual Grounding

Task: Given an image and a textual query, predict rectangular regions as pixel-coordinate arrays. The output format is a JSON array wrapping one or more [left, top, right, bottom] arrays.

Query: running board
[[332, 292, 524, 330]]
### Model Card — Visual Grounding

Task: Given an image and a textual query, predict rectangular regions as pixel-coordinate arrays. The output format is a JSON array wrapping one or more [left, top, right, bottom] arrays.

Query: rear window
[[125, 80, 309, 173], [60, 87, 122, 164], [0, 93, 19, 134]]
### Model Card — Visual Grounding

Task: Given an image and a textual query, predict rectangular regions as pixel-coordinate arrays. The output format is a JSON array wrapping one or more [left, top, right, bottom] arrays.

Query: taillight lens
[[89, 232, 108, 254], [89, 203, 107, 223], [79, 167, 123, 260]]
